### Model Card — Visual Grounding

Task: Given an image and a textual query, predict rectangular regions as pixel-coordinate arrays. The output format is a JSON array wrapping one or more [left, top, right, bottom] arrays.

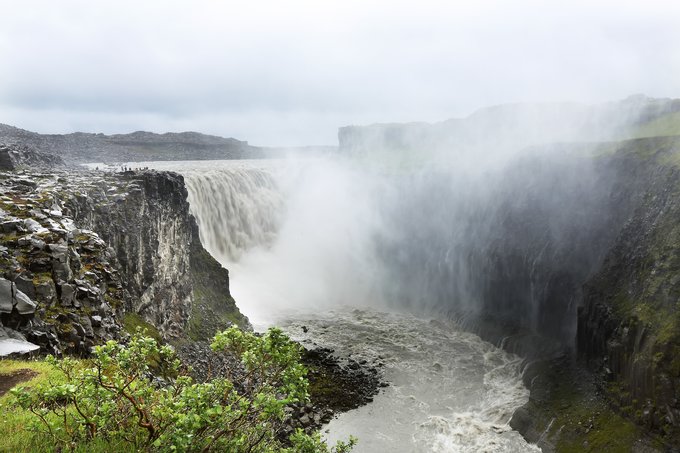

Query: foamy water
[[278, 309, 540, 453]]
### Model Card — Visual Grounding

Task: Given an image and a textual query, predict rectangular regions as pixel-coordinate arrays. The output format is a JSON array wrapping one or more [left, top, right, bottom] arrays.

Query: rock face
[[0, 173, 125, 355], [0, 167, 248, 355], [63, 170, 249, 339], [577, 141, 680, 441]]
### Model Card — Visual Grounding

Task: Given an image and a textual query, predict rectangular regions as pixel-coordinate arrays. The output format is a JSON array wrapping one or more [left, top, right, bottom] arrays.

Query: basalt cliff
[[339, 96, 680, 450], [0, 159, 248, 358]]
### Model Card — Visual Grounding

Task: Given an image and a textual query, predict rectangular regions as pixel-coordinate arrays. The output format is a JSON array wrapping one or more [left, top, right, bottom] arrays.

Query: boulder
[[0, 338, 40, 358], [14, 289, 37, 314], [1, 219, 23, 233]]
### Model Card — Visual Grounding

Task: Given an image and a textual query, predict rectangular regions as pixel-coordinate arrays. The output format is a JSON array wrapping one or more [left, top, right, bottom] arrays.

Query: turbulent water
[[126, 158, 540, 452], [280, 309, 540, 453]]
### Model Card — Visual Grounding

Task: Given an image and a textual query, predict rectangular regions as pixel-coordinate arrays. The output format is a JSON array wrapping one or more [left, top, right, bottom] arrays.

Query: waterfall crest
[[182, 165, 283, 262]]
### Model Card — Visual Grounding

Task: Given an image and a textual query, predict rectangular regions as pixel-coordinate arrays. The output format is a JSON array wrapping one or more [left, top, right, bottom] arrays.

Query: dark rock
[[1, 219, 23, 233], [14, 275, 36, 299], [35, 280, 56, 304], [60, 283, 75, 306], [0, 278, 14, 313]]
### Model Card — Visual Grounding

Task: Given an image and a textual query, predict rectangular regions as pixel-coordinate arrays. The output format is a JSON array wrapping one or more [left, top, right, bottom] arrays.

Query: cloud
[[0, 0, 679, 145]]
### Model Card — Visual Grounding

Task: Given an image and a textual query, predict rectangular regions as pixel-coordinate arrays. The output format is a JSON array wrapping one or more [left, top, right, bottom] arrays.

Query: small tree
[[12, 327, 355, 452]]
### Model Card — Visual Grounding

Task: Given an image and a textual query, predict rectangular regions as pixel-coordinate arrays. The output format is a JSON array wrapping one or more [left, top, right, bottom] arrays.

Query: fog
[[1, 0, 680, 145], [142, 98, 646, 345]]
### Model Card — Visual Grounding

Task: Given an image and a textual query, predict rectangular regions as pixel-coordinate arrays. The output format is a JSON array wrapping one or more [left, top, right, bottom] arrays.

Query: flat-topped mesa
[[0, 124, 265, 164]]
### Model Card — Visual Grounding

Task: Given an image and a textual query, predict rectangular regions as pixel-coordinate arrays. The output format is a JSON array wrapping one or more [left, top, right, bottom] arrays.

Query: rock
[[24, 218, 48, 234], [35, 280, 56, 304], [48, 244, 69, 261], [0, 338, 40, 358], [91, 315, 102, 326], [29, 209, 47, 220], [299, 414, 311, 427], [14, 275, 36, 299], [14, 289, 37, 314], [0, 326, 26, 341], [30, 237, 46, 250], [1, 219, 23, 233], [60, 283, 75, 306], [79, 316, 94, 337], [0, 278, 14, 313], [51, 244, 72, 281]]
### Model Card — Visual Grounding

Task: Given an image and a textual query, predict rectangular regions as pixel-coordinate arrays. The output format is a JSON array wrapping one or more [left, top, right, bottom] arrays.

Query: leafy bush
[[11, 327, 355, 452]]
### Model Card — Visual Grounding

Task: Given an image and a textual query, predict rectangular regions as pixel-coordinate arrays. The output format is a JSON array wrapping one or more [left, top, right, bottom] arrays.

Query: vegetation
[[187, 247, 249, 340], [633, 111, 680, 139], [7, 328, 355, 452]]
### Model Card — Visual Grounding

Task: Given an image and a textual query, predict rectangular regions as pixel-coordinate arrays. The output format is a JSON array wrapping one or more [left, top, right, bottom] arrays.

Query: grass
[[0, 359, 69, 452], [0, 359, 135, 453], [632, 111, 680, 139]]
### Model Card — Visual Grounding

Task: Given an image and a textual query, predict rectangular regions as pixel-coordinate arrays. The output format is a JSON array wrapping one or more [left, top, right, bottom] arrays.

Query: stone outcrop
[[0, 172, 125, 355], [62, 170, 249, 340], [0, 167, 248, 355], [577, 140, 680, 442]]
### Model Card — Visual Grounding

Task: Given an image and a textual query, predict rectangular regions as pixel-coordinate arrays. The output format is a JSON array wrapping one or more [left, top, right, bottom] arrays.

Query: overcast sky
[[0, 0, 679, 146]]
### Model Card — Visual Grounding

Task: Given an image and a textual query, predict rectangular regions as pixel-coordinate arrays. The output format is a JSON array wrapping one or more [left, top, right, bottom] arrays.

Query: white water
[[280, 309, 540, 453], [119, 158, 540, 452]]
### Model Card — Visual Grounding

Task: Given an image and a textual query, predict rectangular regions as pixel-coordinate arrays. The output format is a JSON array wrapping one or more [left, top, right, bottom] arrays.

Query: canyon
[[1, 96, 680, 451]]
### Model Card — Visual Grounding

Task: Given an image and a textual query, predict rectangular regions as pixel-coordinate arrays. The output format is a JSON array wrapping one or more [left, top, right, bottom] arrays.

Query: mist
[[141, 98, 650, 344]]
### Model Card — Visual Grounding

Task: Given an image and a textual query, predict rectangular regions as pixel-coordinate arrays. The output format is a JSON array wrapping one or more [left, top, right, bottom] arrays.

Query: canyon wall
[[0, 167, 248, 357]]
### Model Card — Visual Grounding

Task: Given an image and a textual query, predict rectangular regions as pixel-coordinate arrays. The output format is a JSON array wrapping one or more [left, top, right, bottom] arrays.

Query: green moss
[[633, 111, 680, 139], [520, 359, 662, 452], [186, 247, 248, 341], [122, 313, 162, 344], [32, 272, 52, 285]]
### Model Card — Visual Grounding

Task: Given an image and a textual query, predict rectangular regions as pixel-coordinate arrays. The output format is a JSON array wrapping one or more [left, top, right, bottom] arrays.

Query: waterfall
[[181, 163, 284, 262], [146, 152, 616, 344]]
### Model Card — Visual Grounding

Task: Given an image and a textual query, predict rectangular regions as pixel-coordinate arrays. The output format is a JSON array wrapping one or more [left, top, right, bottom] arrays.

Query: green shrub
[[11, 327, 355, 452]]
